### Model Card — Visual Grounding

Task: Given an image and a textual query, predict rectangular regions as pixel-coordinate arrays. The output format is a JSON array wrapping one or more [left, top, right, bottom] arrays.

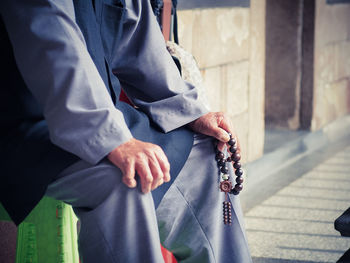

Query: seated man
[[0, 0, 252, 262]]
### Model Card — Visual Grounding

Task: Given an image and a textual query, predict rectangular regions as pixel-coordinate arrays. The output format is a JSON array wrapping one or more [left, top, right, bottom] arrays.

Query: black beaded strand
[[215, 133, 244, 225]]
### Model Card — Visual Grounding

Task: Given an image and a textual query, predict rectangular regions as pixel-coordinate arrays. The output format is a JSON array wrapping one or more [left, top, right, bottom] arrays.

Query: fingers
[[122, 160, 137, 188], [189, 111, 242, 158], [134, 146, 170, 194], [154, 148, 171, 182], [217, 114, 232, 133], [136, 160, 154, 193], [211, 127, 230, 142], [216, 113, 242, 154], [217, 141, 226, 152], [107, 138, 171, 194], [148, 154, 165, 191], [216, 113, 234, 141]]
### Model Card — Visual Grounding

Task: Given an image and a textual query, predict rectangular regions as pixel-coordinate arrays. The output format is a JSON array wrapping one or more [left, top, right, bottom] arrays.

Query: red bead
[[236, 176, 244, 184], [218, 159, 226, 166], [228, 138, 236, 146], [220, 166, 229, 174], [215, 152, 225, 161], [235, 168, 243, 176], [233, 153, 241, 162], [234, 184, 243, 192], [233, 161, 241, 169], [229, 145, 238, 153], [232, 189, 239, 195]]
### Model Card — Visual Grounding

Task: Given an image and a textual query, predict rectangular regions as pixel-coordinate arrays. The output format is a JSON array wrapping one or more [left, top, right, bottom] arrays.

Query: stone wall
[[312, 1, 350, 130], [264, 0, 304, 130], [264, 0, 316, 131], [177, 0, 266, 162]]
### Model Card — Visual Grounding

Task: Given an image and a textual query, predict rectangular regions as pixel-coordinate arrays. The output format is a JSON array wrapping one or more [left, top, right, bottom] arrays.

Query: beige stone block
[[191, 8, 250, 68], [201, 67, 223, 112], [312, 79, 350, 130], [311, 81, 328, 130], [325, 79, 350, 117], [225, 61, 249, 116], [337, 41, 350, 80], [313, 40, 350, 130], [314, 44, 338, 83], [316, 41, 350, 83], [315, 1, 350, 48], [177, 10, 194, 53], [247, 0, 266, 162]]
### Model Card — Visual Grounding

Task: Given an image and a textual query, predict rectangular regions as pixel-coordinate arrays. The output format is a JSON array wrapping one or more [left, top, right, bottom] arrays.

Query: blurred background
[[175, 0, 350, 262]]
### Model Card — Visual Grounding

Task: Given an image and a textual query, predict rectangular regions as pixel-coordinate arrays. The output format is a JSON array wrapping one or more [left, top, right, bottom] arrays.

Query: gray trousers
[[46, 134, 252, 263]]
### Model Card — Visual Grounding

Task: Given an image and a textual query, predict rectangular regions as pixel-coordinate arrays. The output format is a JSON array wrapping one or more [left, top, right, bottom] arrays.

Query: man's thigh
[[46, 159, 165, 263], [46, 160, 125, 209], [155, 134, 251, 263]]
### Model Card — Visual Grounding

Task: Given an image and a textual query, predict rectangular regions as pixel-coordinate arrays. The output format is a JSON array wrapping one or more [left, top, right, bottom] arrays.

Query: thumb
[[211, 127, 230, 142]]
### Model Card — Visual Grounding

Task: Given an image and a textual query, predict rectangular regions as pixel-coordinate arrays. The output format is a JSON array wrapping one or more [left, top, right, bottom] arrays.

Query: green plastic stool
[[0, 197, 79, 263]]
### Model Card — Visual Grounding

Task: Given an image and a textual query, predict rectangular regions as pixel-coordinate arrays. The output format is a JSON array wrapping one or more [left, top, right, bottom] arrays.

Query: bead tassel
[[216, 133, 244, 225]]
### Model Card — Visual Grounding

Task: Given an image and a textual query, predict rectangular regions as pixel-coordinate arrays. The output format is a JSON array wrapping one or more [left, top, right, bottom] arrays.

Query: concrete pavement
[[240, 115, 350, 263]]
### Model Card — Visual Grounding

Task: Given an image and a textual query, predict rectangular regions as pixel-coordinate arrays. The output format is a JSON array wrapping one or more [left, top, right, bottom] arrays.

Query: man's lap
[[45, 133, 215, 211], [45, 133, 252, 262], [156, 133, 251, 262]]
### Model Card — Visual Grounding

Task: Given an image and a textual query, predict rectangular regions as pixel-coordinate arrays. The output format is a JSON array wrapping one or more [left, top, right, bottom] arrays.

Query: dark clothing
[[0, 0, 206, 225]]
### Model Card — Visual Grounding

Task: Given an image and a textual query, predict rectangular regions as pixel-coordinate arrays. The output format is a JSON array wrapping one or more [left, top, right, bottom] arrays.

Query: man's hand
[[107, 138, 170, 193], [188, 112, 241, 152]]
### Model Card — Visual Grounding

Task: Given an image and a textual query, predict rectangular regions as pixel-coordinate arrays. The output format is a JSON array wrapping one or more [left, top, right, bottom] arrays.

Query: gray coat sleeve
[[111, 0, 209, 133], [0, 0, 133, 164]]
